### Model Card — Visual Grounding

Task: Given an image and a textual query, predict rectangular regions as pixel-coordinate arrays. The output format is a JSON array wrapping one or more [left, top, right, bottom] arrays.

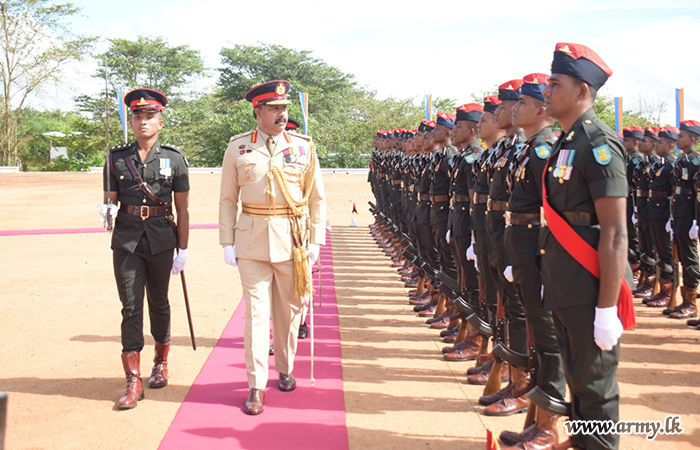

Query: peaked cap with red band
[[644, 126, 660, 139], [245, 80, 292, 107], [456, 103, 484, 122], [498, 79, 523, 101], [680, 120, 700, 136], [521, 73, 549, 101], [286, 117, 301, 131], [551, 43, 612, 90], [659, 126, 679, 140], [124, 88, 168, 113], [436, 112, 456, 129], [483, 95, 501, 114], [622, 126, 643, 139]]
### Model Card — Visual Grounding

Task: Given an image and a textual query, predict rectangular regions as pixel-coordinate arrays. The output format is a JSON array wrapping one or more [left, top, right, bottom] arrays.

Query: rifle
[[483, 292, 506, 396], [519, 321, 539, 430], [103, 55, 113, 231], [670, 238, 680, 310], [475, 274, 491, 366]]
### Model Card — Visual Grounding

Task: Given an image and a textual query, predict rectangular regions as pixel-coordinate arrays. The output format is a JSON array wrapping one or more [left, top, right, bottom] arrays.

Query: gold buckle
[[140, 205, 150, 220]]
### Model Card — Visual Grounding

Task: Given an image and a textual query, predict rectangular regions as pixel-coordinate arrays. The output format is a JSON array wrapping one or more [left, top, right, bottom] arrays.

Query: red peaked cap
[[659, 126, 679, 140], [622, 126, 643, 139], [124, 88, 168, 113], [680, 120, 700, 136], [644, 126, 660, 139], [244, 80, 292, 107], [286, 117, 301, 131], [498, 79, 523, 101], [456, 103, 484, 122], [436, 112, 456, 129], [483, 95, 501, 114], [551, 43, 612, 90]]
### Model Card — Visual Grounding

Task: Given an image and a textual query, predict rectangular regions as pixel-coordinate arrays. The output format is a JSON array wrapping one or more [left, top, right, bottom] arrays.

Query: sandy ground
[[0, 172, 699, 449]]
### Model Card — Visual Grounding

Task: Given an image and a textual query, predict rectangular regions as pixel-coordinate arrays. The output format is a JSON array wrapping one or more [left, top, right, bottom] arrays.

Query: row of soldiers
[[368, 42, 699, 450]]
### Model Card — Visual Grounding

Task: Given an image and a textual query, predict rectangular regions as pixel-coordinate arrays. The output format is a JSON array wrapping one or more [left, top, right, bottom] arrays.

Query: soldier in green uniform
[[645, 127, 678, 307], [101, 88, 190, 410], [540, 43, 633, 450], [622, 126, 643, 283]]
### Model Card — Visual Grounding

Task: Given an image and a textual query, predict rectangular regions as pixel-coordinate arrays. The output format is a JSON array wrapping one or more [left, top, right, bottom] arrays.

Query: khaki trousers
[[237, 258, 303, 389]]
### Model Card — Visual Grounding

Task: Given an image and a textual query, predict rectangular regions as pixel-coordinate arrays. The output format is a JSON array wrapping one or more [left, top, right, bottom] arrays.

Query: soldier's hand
[[224, 245, 238, 267], [466, 244, 476, 261], [172, 248, 187, 275], [631, 207, 638, 225], [307, 243, 321, 267], [593, 306, 623, 351], [503, 266, 513, 282], [97, 203, 118, 229], [690, 220, 699, 240], [445, 229, 451, 244], [665, 219, 672, 234]]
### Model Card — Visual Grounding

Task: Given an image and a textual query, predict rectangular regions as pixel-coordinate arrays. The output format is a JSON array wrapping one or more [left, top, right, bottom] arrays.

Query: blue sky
[[37, 0, 700, 126]]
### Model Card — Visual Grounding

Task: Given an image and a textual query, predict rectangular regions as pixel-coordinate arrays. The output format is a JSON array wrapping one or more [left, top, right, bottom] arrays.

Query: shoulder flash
[[229, 130, 254, 143], [288, 130, 312, 142], [160, 143, 183, 153], [582, 117, 609, 146], [109, 142, 130, 152]]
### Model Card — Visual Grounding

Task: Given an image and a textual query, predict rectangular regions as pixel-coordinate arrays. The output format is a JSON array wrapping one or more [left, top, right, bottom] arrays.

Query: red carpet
[[158, 231, 348, 450]]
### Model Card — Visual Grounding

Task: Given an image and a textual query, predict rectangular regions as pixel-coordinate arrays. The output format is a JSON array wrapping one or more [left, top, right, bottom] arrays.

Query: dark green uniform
[[504, 127, 565, 401], [626, 150, 641, 265], [672, 151, 700, 291], [634, 154, 658, 275], [104, 140, 189, 352], [540, 108, 627, 450], [648, 154, 676, 283], [430, 146, 458, 280]]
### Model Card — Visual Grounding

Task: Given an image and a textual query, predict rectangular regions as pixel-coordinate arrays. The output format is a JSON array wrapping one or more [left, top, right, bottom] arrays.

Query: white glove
[[97, 203, 118, 224], [690, 220, 699, 240], [503, 266, 513, 282], [223, 245, 238, 267], [171, 248, 187, 275], [665, 219, 672, 234], [307, 243, 321, 267], [631, 207, 638, 225], [445, 229, 451, 244], [466, 244, 476, 261], [593, 306, 623, 351]]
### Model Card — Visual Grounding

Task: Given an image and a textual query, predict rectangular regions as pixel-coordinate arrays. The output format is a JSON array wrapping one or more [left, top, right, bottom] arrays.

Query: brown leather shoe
[[244, 389, 265, 415], [468, 360, 509, 385], [118, 351, 144, 410], [418, 305, 437, 317], [499, 422, 537, 446], [509, 408, 561, 450], [484, 392, 529, 416], [669, 303, 698, 319], [687, 319, 700, 327], [468, 358, 493, 376], [279, 373, 296, 392], [444, 337, 481, 362], [479, 383, 513, 406], [149, 342, 169, 389]]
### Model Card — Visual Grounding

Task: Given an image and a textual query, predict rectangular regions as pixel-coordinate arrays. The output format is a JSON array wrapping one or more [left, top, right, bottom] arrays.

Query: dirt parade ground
[[0, 171, 699, 449]]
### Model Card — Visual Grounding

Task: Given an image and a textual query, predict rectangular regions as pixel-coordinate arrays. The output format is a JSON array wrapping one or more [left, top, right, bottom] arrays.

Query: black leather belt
[[120, 204, 172, 220], [561, 211, 598, 226], [419, 194, 430, 201], [487, 199, 508, 211], [636, 189, 649, 197], [649, 190, 672, 198], [452, 194, 470, 203], [431, 194, 450, 203], [505, 211, 541, 227], [473, 192, 488, 204]]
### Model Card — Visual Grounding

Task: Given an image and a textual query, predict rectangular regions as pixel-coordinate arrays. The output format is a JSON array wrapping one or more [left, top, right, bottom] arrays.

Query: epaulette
[[229, 130, 254, 142], [161, 143, 183, 153], [287, 130, 312, 142], [109, 143, 130, 152], [582, 117, 609, 147]]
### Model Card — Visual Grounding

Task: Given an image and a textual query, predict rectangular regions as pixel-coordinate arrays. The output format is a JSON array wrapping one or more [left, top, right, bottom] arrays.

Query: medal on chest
[[159, 158, 172, 178], [553, 149, 576, 183]]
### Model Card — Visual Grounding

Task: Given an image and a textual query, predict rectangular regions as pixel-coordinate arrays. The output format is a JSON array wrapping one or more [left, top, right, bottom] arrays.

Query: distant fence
[[88, 167, 368, 175]]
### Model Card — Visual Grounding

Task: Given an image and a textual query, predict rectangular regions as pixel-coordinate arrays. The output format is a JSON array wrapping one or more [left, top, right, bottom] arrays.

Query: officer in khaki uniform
[[102, 88, 190, 410], [219, 80, 326, 415]]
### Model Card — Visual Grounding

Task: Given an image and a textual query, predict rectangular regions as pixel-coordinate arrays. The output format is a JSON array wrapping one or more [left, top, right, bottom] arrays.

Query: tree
[[0, 0, 95, 165]]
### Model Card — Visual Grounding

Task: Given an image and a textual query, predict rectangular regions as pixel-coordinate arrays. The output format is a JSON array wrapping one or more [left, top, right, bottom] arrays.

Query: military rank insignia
[[593, 145, 612, 165], [160, 158, 172, 177], [553, 149, 575, 182], [535, 145, 550, 159]]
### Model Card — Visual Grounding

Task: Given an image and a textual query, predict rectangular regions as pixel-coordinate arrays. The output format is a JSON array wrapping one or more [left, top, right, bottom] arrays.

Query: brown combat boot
[[149, 342, 170, 388], [501, 407, 560, 449], [118, 351, 144, 409], [647, 278, 673, 307], [483, 365, 530, 416], [670, 287, 698, 319]]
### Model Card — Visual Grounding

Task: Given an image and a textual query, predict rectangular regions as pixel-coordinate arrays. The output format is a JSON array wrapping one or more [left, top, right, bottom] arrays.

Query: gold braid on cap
[[267, 142, 317, 300]]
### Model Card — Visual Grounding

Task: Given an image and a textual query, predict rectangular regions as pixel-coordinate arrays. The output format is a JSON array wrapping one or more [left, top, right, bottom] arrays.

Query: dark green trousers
[[113, 235, 173, 352]]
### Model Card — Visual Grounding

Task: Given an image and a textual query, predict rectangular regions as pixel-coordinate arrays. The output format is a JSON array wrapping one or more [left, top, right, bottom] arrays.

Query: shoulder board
[[287, 131, 312, 142], [160, 143, 183, 153], [582, 117, 609, 147], [229, 130, 255, 143], [109, 143, 130, 153]]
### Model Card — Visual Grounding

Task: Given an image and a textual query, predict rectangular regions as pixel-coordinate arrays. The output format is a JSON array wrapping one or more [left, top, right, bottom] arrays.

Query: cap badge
[[137, 97, 148, 106], [532, 77, 539, 83], [275, 82, 286, 96], [558, 44, 572, 54]]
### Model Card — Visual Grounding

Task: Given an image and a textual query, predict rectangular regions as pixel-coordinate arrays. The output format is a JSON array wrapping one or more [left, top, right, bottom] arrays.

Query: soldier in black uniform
[[645, 127, 678, 308], [540, 43, 632, 450], [101, 88, 190, 410], [669, 120, 700, 320], [622, 126, 643, 283], [632, 127, 660, 299], [499, 73, 566, 447]]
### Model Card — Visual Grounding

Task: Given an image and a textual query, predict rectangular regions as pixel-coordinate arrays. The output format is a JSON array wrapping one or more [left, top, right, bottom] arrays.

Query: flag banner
[[425, 94, 432, 121], [117, 91, 128, 143], [676, 88, 684, 127], [614, 97, 622, 134], [299, 92, 309, 135]]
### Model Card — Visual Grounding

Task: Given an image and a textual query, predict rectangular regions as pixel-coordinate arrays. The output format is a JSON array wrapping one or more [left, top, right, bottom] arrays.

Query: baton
[[179, 268, 197, 351]]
